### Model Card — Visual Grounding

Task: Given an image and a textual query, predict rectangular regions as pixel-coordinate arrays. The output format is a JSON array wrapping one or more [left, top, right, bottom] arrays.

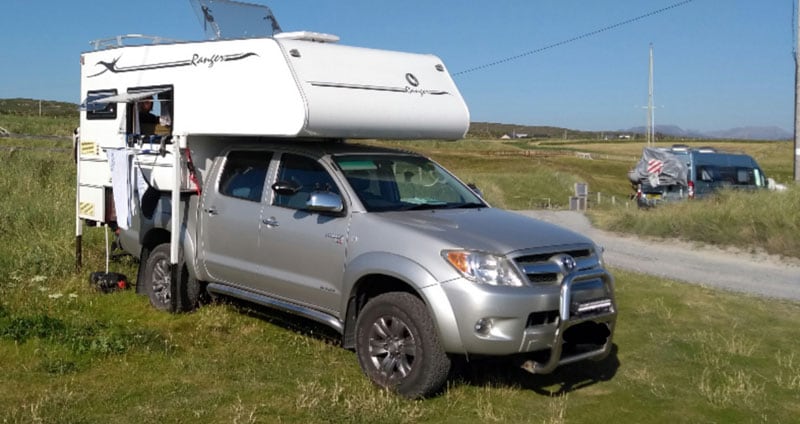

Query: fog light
[[474, 318, 492, 336]]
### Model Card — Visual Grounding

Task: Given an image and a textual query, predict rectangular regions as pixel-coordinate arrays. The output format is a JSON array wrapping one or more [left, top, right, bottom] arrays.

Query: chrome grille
[[514, 247, 599, 285]]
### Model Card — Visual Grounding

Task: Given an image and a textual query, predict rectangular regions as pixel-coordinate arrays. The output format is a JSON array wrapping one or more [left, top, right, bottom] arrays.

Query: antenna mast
[[794, 0, 800, 181]]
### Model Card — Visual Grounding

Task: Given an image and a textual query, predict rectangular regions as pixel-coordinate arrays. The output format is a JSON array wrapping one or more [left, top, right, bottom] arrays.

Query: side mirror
[[271, 180, 301, 196], [307, 191, 344, 214]]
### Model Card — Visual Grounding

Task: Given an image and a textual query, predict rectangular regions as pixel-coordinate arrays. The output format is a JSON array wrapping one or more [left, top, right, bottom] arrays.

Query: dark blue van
[[629, 146, 768, 207]]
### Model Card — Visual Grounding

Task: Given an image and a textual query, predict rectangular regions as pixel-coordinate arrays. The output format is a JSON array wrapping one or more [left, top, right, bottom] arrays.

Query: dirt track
[[517, 210, 800, 302]]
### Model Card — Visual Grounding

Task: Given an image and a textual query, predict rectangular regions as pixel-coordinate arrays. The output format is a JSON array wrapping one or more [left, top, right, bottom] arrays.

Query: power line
[[452, 0, 696, 77]]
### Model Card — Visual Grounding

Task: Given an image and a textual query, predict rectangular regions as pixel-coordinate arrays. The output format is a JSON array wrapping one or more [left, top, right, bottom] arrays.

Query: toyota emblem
[[552, 254, 577, 275]]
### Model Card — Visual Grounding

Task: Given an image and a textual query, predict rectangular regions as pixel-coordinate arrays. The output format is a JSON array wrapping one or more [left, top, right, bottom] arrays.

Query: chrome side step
[[206, 283, 344, 334]]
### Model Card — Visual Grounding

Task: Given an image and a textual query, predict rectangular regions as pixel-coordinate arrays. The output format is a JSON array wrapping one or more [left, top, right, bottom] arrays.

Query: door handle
[[205, 207, 218, 216], [262, 217, 279, 227]]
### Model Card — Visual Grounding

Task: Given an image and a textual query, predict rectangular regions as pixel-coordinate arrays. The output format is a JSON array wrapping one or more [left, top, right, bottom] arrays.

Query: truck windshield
[[334, 154, 485, 212]]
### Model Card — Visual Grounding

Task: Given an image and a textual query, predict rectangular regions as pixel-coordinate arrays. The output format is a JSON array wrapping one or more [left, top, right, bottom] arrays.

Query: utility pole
[[647, 43, 655, 146], [795, 0, 800, 181]]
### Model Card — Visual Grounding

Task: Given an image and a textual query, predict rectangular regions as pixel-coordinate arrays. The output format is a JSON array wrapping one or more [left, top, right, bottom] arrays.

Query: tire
[[143, 243, 203, 313], [173, 261, 204, 312], [355, 292, 451, 398], [143, 243, 173, 312]]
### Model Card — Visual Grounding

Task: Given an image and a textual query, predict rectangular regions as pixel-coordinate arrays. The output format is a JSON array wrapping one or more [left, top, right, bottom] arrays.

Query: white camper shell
[[76, 0, 469, 268]]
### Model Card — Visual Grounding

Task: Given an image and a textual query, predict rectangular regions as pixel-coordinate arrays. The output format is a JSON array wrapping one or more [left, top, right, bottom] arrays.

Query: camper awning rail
[[90, 34, 183, 51], [79, 88, 172, 112]]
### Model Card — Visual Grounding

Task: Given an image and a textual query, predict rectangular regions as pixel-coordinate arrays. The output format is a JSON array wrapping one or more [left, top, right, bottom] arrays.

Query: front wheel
[[355, 292, 451, 398]]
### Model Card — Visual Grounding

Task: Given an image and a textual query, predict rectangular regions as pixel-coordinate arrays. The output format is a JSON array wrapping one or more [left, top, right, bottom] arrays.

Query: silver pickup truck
[[120, 140, 617, 398]]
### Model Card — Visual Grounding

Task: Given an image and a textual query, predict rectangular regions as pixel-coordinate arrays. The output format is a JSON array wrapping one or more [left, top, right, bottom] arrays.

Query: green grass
[[3, 265, 799, 422], [590, 187, 800, 258], [0, 98, 77, 118], [0, 114, 78, 137], [1, 127, 799, 422], [372, 139, 800, 259]]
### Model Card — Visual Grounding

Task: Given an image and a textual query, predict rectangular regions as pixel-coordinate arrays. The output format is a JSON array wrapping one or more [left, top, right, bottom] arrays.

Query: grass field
[[1, 135, 799, 422], [0, 114, 78, 138], [376, 138, 800, 260]]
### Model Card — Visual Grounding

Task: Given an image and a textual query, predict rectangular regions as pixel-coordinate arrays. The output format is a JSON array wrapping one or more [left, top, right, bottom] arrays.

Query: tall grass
[[0, 115, 78, 137], [591, 187, 800, 258], [365, 139, 584, 209], [0, 147, 82, 276]]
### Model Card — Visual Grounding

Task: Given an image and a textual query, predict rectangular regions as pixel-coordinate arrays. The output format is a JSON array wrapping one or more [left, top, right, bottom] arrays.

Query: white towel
[[134, 161, 149, 205], [107, 149, 132, 230]]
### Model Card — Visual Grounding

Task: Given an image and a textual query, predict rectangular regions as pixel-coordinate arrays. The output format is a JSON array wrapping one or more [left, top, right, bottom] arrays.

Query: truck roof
[[217, 139, 422, 159]]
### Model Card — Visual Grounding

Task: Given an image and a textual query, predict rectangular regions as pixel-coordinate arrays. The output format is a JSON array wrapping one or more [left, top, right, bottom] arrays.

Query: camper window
[[219, 151, 272, 202], [85, 89, 118, 120], [125, 86, 174, 136], [736, 169, 751, 184], [698, 166, 713, 182]]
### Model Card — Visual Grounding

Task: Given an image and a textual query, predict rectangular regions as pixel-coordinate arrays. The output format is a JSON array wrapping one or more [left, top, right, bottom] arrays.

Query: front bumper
[[438, 268, 616, 372]]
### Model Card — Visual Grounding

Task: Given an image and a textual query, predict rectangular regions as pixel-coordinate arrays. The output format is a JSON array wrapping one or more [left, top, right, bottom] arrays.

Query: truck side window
[[219, 151, 272, 202], [274, 154, 340, 210]]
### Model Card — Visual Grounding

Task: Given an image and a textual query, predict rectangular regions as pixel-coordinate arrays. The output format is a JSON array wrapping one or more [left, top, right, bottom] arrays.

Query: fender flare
[[343, 252, 466, 354]]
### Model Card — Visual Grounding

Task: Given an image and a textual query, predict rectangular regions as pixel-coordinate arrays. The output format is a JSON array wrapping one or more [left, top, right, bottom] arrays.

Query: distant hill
[[468, 122, 605, 140], [0, 98, 78, 118], [469, 122, 793, 142], [625, 124, 791, 141], [706, 126, 792, 141], [1, 99, 791, 141], [625, 125, 706, 139]]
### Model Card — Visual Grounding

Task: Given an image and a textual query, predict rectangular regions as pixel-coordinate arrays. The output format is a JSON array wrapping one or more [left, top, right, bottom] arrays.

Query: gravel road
[[517, 210, 800, 302]]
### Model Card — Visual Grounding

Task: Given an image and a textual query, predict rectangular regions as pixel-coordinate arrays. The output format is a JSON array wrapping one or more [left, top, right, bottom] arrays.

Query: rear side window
[[696, 165, 759, 186], [218, 151, 273, 202], [85, 89, 117, 120]]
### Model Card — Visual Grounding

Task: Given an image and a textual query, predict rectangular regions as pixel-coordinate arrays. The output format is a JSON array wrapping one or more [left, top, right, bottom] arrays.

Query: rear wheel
[[173, 261, 204, 312], [143, 243, 172, 311], [355, 292, 450, 398], [143, 243, 203, 313]]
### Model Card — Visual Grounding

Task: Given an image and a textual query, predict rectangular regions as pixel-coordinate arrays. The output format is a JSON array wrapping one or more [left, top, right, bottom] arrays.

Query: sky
[[1, 0, 796, 132]]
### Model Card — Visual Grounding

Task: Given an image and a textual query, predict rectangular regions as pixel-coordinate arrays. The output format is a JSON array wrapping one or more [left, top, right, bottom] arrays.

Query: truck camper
[[77, 0, 471, 268], [76, 0, 617, 398]]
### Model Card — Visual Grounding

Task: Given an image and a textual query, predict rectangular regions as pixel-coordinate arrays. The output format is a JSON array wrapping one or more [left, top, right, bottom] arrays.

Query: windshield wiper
[[444, 202, 485, 209], [402, 202, 484, 211], [402, 203, 446, 211]]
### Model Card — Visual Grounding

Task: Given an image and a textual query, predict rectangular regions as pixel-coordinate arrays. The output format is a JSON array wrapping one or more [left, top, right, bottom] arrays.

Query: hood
[[372, 208, 594, 255]]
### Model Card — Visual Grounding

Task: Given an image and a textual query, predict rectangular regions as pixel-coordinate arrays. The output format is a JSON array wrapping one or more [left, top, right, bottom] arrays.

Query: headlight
[[443, 250, 526, 287], [595, 244, 606, 267]]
